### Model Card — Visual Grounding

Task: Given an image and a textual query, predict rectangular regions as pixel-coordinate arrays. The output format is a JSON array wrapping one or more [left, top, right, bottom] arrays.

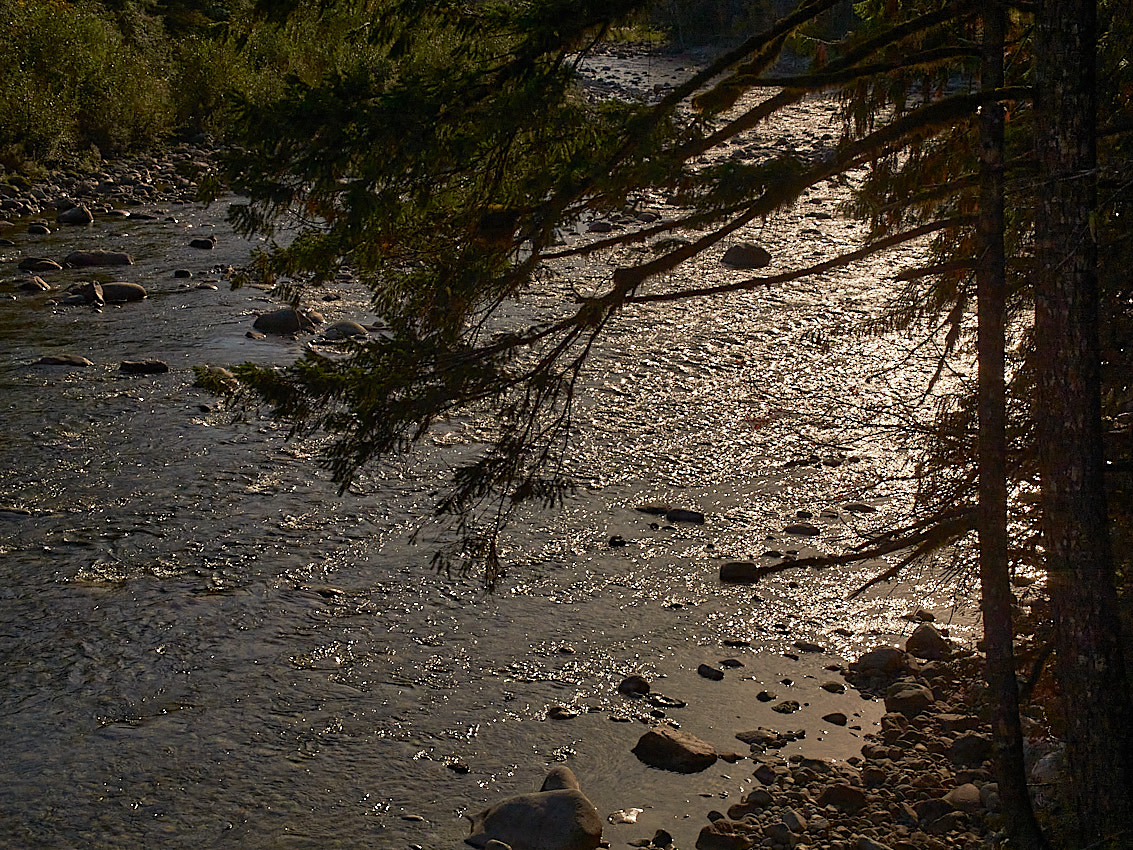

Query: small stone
[[772, 700, 800, 714], [951, 732, 992, 767], [698, 664, 725, 681], [173, 269, 193, 278], [189, 235, 217, 249], [943, 783, 982, 813], [17, 257, 62, 272], [27, 222, 51, 235], [756, 691, 776, 702], [820, 681, 845, 694], [784, 522, 821, 536], [822, 712, 847, 726], [794, 640, 825, 653], [64, 250, 133, 267]]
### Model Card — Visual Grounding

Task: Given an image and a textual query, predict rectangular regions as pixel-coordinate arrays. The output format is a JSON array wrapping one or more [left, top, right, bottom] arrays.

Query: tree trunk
[[976, 4, 1047, 847], [1033, 0, 1133, 845]]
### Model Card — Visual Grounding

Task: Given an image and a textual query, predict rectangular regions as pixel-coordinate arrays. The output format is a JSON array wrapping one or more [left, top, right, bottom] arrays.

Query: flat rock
[[632, 726, 718, 773], [33, 354, 93, 367], [322, 320, 368, 340]]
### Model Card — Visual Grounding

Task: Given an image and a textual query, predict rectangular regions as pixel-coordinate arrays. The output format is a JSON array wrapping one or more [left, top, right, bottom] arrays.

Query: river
[[0, 72, 976, 849]]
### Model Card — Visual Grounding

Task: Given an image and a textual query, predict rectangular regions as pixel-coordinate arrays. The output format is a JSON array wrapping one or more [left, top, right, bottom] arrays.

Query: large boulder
[[253, 307, 323, 335], [465, 767, 601, 850], [632, 725, 718, 773], [64, 250, 134, 267], [905, 623, 950, 660]]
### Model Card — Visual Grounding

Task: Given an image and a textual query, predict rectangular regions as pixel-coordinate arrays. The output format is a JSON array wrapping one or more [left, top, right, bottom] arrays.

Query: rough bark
[[976, 4, 1047, 847], [1033, 0, 1133, 845]]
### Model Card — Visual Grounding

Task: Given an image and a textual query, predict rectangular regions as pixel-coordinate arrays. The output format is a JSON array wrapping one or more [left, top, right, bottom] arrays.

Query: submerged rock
[[56, 205, 94, 225], [101, 282, 147, 303], [32, 354, 94, 367]]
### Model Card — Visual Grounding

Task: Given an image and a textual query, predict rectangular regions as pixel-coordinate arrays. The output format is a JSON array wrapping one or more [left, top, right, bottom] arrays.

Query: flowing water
[[0, 81, 977, 849]]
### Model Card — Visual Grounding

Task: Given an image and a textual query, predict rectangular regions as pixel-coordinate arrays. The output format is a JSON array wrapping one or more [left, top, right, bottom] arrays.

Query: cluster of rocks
[[677, 629, 1008, 850], [0, 141, 218, 223]]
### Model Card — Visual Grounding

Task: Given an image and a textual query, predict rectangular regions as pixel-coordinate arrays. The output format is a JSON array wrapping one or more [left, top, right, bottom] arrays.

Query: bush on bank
[[0, 0, 385, 173]]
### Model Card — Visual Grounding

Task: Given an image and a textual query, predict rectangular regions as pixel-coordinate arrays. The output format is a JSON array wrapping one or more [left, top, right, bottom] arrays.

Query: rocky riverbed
[[0, 52, 1063, 850]]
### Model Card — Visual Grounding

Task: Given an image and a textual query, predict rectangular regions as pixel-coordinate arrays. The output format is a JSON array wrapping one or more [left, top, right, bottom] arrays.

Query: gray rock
[[64, 250, 134, 267], [883, 681, 934, 717], [253, 307, 324, 335], [722, 242, 772, 269], [466, 768, 601, 850], [56, 205, 94, 225], [632, 725, 718, 773], [905, 623, 950, 660]]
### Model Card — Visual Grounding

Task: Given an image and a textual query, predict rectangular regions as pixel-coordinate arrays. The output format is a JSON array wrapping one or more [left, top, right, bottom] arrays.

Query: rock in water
[[64, 250, 134, 267], [465, 767, 601, 850], [32, 354, 93, 367], [721, 242, 772, 269], [119, 360, 169, 375], [56, 205, 94, 225], [253, 307, 323, 335], [101, 282, 147, 303], [18, 257, 63, 273], [632, 725, 718, 773]]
